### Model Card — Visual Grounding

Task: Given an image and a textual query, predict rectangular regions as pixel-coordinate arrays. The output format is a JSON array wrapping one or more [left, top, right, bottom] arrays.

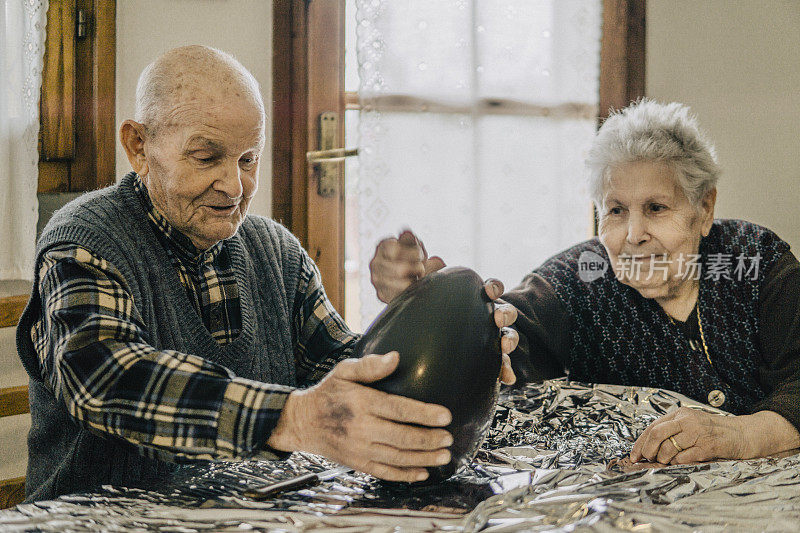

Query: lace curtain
[[0, 0, 48, 280], [350, 0, 601, 330]]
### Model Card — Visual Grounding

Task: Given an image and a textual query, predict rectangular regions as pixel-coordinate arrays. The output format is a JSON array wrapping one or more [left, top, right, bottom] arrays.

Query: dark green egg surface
[[352, 267, 501, 482]]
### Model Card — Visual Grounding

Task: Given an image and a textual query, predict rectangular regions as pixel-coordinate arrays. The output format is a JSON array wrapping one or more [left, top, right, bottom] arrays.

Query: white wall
[[115, 0, 273, 217], [647, 0, 800, 251]]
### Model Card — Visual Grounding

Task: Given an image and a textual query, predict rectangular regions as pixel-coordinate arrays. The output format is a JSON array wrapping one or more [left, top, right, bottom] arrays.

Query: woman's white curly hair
[[587, 99, 720, 210]]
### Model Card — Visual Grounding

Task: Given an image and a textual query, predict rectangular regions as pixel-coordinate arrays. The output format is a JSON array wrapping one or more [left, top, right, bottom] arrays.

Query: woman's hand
[[629, 407, 800, 465], [485, 279, 519, 386]]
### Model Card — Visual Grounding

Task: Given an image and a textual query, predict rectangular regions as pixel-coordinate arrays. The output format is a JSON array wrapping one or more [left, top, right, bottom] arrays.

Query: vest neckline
[[118, 172, 256, 361]]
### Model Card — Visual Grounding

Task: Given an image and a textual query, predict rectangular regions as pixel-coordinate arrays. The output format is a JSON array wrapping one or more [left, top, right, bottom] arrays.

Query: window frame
[[38, 0, 116, 193], [271, 0, 646, 311]]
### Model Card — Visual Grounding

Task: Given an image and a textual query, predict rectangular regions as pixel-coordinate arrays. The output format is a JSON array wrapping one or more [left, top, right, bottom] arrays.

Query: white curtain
[[351, 0, 601, 330], [0, 0, 48, 280]]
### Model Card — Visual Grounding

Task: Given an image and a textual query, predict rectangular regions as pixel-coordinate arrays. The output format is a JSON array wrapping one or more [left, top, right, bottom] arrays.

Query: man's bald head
[[134, 45, 264, 136]]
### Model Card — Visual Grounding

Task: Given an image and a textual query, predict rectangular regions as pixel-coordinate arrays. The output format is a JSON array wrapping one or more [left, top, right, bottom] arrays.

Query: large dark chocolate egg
[[352, 267, 501, 482]]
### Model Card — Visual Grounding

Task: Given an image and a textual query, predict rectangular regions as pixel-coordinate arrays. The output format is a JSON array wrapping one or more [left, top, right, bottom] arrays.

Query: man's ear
[[699, 187, 717, 237], [120, 120, 149, 176]]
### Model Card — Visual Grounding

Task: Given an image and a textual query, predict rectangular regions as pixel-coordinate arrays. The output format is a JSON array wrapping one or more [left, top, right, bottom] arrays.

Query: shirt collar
[[133, 174, 223, 266]]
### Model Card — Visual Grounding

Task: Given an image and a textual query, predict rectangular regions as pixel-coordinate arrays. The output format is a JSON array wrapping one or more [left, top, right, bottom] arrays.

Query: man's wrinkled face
[[141, 94, 265, 250]]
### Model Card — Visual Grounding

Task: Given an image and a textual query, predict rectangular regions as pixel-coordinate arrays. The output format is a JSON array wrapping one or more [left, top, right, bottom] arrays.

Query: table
[[2, 379, 799, 532]]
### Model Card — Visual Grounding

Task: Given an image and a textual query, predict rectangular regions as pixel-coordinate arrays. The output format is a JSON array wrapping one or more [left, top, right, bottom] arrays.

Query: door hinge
[[76, 8, 89, 40]]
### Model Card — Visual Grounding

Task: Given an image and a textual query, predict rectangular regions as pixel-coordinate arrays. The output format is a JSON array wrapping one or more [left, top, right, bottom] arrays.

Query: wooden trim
[[39, 0, 76, 161], [595, 0, 646, 235], [271, 0, 312, 246], [357, 95, 596, 119], [0, 295, 27, 328], [599, 0, 646, 122], [0, 476, 26, 510], [93, 0, 117, 189], [305, 0, 346, 312], [289, 0, 312, 249], [272, 1, 346, 312], [0, 386, 29, 419], [272, 0, 299, 233], [345, 91, 360, 110]]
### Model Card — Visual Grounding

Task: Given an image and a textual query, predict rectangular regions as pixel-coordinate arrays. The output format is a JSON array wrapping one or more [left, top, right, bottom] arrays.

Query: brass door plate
[[317, 112, 338, 197]]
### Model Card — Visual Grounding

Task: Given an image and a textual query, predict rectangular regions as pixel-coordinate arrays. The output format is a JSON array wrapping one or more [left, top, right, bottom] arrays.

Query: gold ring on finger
[[669, 435, 683, 452]]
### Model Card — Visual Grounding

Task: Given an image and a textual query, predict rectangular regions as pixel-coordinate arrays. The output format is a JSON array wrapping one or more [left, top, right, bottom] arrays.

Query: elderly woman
[[370, 99, 800, 466]]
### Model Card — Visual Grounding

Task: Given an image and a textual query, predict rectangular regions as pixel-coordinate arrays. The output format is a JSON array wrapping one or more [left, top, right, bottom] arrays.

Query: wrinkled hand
[[268, 352, 453, 482], [369, 230, 519, 385], [630, 408, 800, 466], [629, 407, 746, 465], [370, 230, 445, 303]]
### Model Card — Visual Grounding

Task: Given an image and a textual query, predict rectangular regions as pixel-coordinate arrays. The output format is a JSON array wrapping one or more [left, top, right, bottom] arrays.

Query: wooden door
[[272, 0, 347, 313]]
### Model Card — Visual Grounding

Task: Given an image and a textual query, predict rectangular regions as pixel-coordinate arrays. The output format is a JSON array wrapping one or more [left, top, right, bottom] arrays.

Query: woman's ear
[[700, 187, 717, 237], [119, 120, 149, 176]]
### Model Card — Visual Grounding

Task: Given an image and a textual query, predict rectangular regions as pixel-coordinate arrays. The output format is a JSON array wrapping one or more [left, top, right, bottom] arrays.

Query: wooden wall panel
[[0, 295, 27, 329], [39, 0, 76, 163], [599, 0, 646, 121], [93, 0, 116, 189], [38, 0, 116, 194]]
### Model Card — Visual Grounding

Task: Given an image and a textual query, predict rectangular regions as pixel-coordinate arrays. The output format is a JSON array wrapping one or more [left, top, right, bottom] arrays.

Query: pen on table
[[243, 465, 352, 501]]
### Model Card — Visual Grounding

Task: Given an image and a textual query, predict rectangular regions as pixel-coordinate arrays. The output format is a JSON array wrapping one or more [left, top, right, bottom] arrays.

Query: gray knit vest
[[16, 172, 303, 501]]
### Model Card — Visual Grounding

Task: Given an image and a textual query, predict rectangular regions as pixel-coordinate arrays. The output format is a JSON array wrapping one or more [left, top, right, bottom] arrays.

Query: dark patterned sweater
[[504, 220, 800, 427]]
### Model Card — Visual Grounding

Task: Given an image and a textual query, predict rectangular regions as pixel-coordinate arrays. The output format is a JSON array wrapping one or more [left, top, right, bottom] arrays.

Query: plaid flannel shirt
[[31, 176, 358, 462]]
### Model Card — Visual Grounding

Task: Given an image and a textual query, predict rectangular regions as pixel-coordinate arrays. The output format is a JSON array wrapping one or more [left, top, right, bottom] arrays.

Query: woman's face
[[598, 161, 715, 301]]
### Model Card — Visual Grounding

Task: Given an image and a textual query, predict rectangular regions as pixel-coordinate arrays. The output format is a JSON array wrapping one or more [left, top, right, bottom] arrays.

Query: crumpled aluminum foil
[[2, 378, 799, 532]]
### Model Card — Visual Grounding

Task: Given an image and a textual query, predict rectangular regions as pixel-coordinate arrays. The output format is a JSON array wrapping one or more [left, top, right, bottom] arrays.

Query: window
[[272, 0, 645, 330]]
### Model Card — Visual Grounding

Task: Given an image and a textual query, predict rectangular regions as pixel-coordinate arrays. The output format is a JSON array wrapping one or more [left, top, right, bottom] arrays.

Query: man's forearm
[[57, 337, 295, 462]]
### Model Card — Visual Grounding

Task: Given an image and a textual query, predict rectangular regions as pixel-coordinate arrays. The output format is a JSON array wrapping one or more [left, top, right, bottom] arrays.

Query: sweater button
[[708, 389, 725, 408]]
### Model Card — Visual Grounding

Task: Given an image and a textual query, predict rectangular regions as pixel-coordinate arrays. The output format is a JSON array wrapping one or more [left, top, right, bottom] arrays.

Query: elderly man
[[16, 46, 518, 501]]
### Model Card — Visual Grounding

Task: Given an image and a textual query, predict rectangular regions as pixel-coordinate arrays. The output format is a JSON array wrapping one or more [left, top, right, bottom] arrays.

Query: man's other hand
[[369, 230, 518, 385], [370, 230, 445, 304]]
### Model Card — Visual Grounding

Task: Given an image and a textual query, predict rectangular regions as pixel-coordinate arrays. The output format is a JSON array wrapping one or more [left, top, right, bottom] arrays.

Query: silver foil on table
[[2, 378, 800, 532]]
